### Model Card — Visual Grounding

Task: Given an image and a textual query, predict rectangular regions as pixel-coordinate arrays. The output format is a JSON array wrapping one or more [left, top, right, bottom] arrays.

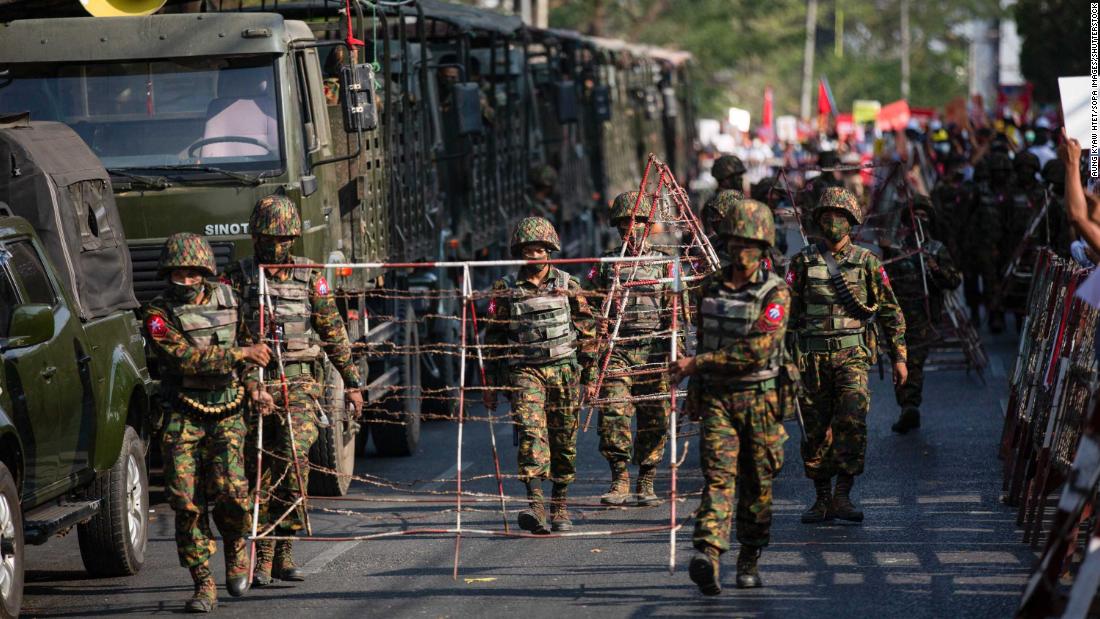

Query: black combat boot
[[600, 462, 631, 505], [689, 546, 722, 596], [252, 539, 273, 587], [518, 480, 550, 534], [635, 465, 661, 506], [832, 473, 864, 522], [800, 478, 833, 523], [273, 539, 306, 581], [891, 408, 921, 434], [735, 545, 763, 588], [550, 483, 573, 532], [186, 563, 218, 613], [224, 537, 250, 597]]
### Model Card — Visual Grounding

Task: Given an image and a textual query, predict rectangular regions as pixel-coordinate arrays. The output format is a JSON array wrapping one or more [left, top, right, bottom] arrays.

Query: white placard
[[1059, 76, 1099, 148], [727, 107, 751, 133]]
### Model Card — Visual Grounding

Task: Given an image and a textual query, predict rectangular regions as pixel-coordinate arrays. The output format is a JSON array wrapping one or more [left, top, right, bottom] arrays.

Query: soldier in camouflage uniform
[[484, 217, 595, 533], [711, 154, 746, 193], [526, 164, 560, 222], [671, 199, 789, 595], [881, 198, 961, 433], [227, 194, 364, 587], [787, 188, 907, 524], [143, 233, 272, 612], [583, 191, 673, 506], [974, 152, 1014, 333]]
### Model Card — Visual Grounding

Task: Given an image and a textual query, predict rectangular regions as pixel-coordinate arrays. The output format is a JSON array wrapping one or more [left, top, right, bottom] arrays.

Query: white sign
[[727, 107, 751, 133], [1059, 76, 1099, 148], [776, 115, 798, 143]]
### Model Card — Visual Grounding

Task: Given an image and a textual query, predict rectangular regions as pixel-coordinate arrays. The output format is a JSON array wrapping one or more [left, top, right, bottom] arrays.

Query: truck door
[[0, 240, 83, 496]]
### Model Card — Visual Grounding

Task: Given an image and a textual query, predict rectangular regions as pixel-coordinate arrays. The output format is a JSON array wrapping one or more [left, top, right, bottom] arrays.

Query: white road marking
[[301, 540, 362, 575]]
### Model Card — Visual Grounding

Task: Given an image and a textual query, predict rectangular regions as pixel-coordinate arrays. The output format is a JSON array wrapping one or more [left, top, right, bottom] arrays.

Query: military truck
[[0, 116, 154, 618]]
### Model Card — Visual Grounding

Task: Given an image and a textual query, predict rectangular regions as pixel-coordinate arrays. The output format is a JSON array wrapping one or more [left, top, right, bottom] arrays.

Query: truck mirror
[[340, 63, 378, 133], [453, 82, 484, 136], [662, 86, 679, 119], [4, 304, 53, 349], [553, 80, 578, 124], [592, 85, 611, 122], [301, 174, 318, 197]]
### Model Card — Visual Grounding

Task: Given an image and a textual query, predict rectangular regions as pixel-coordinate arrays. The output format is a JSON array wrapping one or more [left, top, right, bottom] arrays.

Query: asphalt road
[[19, 325, 1034, 619]]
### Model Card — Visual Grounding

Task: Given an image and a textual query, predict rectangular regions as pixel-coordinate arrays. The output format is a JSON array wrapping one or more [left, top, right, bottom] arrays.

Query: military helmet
[[529, 164, 558, 191], [701, 189, 745, 227], [1042, 159, 1066, 186], [817, 150, 840, 168], [719, 199, 775, 247], [609, 191, 653, 223], [911, 194, 937, 226], [1014, 151, 1041, 174], [250, 193, 302, 237], [158, 232, 217, 277], [814, 186, 863, 225], [510, 216, 561, 256], [986, 152, 1013, 173], [711, 155, 746, 181]]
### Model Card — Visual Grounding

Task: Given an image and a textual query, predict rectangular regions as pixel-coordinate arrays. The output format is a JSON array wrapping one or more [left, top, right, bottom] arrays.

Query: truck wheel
[[0, 463, 23, 619], [420, 319, 458, 420], [78, 426, 148, 577], [309, 363, 354, 497], [371, 301, 422, 457]]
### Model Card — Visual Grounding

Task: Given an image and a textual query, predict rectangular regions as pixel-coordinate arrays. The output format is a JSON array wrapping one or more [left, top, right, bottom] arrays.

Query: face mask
[[256, 238, 294, 264], [819, 213, 851, 243], [727, 243, 763, 273], [170, 280, 204, 304]]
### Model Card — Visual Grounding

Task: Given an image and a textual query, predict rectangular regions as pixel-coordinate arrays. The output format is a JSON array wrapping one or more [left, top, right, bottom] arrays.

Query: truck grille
[[128, 242, 235, 304]]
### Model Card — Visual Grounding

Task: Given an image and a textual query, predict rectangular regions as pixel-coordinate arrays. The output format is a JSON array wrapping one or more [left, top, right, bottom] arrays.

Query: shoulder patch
[[784, 269, 795, 285], [587, 264, 598, 281], [759, 302, 785, 331], [762, 257, 773, 272], [146, 315, 168, 339], [879, 266, 891, 287], [487, 297, 498, 315], [315, 276, 330, 296]]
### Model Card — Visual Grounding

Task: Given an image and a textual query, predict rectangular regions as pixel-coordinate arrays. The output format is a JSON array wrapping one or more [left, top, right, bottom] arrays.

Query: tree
[[1015, 0, 1090, 104]]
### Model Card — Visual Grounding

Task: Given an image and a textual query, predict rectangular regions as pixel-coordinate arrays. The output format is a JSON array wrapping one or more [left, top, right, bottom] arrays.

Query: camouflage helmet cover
[[719, 199, 776, 247], [250, 193, 302, 237], [1014, 151, 1041, 173], [814, 186, 863, 225], [911, 194, 937, 226], [701, 189, 745, 225], [529, 164, 559, 190], [510, 216, 561, 255], [158, 232, 217, 276], [609, 191, 654, 223], [711, 155, 746, 181]]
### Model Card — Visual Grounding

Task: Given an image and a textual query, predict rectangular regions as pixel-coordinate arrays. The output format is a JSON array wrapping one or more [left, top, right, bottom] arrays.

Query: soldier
[[227, 194, 364, 587], [974, 152, 1014, 333], [881, 198, 961, 433], [484, 217, 595, 533], [931, 153, 979, 323], [787, 187, 907, 524], [1001, 152, 1050, 318], [711, 154, 746, 193], [143, 233, 272, 612], [526, 164, 560, 221], [700, 189, 745, 241], [671, 198, 789, 595], [584, 191, 674, 507]]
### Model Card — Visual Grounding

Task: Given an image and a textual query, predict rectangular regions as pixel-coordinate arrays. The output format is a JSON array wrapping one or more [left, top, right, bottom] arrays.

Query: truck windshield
[[0, 56, 284, 173]]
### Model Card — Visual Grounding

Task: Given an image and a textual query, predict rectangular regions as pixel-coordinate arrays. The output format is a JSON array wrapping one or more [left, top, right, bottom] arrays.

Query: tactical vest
[[797, 245, 870, 336], [172, 282, 240, 350], [884, 241, 947, 317], [506, 268, 577, 365], [603, 248, 664, 336], [697, 272, 784, 381], [237, 256, 322, 362]]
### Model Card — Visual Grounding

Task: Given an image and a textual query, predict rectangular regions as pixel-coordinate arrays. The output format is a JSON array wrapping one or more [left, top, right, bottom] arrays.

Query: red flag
[[817, 79, 832, 117], [761, 86, 775, 144]]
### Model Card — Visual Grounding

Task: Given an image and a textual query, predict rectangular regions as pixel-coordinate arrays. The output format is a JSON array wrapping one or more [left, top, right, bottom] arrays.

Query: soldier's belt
[[181, 375, 236, 389], [800, 333, 864, 352], [281, 362, 313, 378]]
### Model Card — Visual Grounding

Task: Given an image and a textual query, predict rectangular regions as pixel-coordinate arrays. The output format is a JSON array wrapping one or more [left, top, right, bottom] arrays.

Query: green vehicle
[[0, 117, 154, 618]]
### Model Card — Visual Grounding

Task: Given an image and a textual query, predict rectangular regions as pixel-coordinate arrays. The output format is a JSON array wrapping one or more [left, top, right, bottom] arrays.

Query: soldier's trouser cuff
[[692, 526, 731, 555]]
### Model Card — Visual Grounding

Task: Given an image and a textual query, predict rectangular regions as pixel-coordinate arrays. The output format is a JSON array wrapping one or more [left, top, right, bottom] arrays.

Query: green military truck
[[0, 116, 154, 618]]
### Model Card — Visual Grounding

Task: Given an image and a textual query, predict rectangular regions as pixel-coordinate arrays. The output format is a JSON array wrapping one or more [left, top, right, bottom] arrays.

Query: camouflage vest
[[171, 282, 240, 350], [505, 268, 577, 366], [237, 256, 321, 362], [797, 244, 871, 336], [698, 271, 784, 380], [602, 247, 665, 335]]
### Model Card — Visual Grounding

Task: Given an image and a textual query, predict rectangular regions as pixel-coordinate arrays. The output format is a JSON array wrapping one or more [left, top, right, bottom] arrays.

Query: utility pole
[[900, 0, 910, 100], [800, 0, 818, 120]]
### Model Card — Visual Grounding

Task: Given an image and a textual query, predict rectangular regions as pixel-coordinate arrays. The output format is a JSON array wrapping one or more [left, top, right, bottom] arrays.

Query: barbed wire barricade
[[246, 156, 719, 578], [1000, 249, 1100, 618]]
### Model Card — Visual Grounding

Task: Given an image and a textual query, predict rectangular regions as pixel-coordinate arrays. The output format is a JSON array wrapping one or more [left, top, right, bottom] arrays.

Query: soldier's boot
[[273, 540, 306, 582], [832, 473, 865, 523], [550, 483, 573, 532], [800, 478, 834, 523], [186, 563, 218, 613], [517, 480, 550, 534], [600, 463, 631, 506], [891, 408, 921, 434], [224, 537, 250, 597], [251, 539, 274, 587], [688, 546, 721, 596], [735, 545, 764, 589], [635, 465, 662, 507]]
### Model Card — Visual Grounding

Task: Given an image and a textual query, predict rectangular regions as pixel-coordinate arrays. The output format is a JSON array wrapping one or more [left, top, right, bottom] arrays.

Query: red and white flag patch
[[879, 266, 891, 287], [759, 302, 785, 331], [763, 257, 773, 272], [587, 264, 598, 281], [487, 298, 498, 315], [315, 276, 330, 296], [146, 315, 168, 339], [784, 269, 795, 285]]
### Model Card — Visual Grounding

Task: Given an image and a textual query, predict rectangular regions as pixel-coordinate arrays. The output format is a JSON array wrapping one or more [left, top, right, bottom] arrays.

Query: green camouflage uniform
[[930, 170, 978, 310], [788, 219, 906, 480]]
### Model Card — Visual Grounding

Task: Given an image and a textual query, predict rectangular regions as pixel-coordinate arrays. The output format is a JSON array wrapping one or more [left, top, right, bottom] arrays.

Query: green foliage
[[1015, 0, 1090, 104]]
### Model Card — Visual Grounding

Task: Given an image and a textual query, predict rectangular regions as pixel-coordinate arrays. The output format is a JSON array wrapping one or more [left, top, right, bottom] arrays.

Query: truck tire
[[0, 463, 23, 619], [420, 318, 457, 420], [78, 426, 148, 577], [371, 301, 422, 456], [308, 362, 355, 497]]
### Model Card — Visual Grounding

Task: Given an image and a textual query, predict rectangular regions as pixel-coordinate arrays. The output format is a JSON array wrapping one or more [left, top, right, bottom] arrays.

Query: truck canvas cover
[[0, 115, 138, 320]]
